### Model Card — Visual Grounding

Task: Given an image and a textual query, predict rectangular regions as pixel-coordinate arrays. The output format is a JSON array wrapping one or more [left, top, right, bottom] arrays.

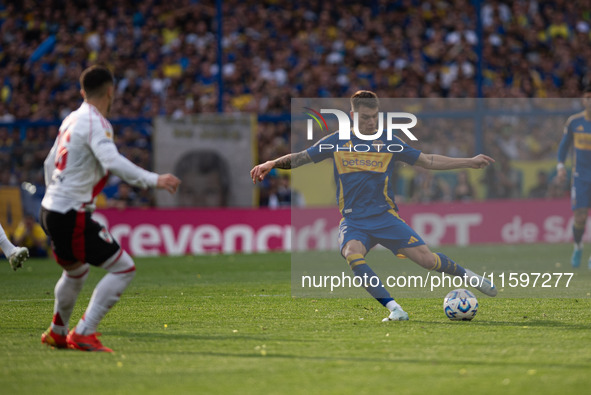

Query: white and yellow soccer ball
[[443, 289, 478, 321]]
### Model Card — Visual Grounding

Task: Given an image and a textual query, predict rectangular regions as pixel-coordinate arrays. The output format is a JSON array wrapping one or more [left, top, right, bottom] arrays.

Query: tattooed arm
[[250, 150, 312, 184], [273, 151, 313, 169]]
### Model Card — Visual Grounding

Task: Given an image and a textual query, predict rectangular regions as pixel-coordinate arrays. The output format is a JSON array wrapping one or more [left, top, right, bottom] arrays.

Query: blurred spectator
[[454, 170, 476, 201], [108, 183, 137, 210], [528, 170, 550, 199], [409, 168, 452, 203], [2, 0, 589, 120], [268, 174, 305, 209], [12, 214, 48, 257], [1, 0, 589, 205], [482, 155, 522, 199], [497, 157, 522, 199]]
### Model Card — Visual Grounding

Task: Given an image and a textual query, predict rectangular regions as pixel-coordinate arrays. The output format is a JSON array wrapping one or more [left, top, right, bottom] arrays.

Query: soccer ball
[[443, 289, 478, 321]]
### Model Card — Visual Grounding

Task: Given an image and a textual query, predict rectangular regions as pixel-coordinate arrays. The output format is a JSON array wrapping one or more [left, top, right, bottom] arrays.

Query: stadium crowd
[[0, 0, 586, 208]]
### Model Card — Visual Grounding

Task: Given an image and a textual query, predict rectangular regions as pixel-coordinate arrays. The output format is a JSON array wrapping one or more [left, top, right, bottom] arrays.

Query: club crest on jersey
[[105, 130, 113, 140], [99, 226, 114, 244], [372, 140, 384, 151]]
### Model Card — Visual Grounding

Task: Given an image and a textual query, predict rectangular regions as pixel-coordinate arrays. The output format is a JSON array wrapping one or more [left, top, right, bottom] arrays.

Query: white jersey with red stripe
[[42, 102, 158, 214]]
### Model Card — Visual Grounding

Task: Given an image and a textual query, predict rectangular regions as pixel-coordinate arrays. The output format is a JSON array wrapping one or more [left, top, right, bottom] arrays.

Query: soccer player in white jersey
[[0, 222, 29, 270], [40, 65, 181, 352]]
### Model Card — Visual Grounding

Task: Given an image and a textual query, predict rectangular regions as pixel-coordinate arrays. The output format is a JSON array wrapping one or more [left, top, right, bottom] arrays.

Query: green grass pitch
[[1, 243, 590, 394]]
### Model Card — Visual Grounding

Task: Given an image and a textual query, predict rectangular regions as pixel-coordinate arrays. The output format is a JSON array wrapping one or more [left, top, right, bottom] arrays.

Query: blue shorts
[[338, 209, 425, 257], [571, 177, 591, 210]]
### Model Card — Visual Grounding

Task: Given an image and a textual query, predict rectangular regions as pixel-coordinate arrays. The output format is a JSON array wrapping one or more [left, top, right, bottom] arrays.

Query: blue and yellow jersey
[[558, 111, 591, 182], [306, 132, 421, 219]]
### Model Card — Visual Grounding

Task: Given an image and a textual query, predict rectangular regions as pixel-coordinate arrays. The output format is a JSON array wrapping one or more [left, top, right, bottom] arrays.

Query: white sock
[[386, 300, 401, 312], [51, 264, 90, 336], [0, 225, 17, 257], [76, 251, 135, 335], [574, 243, 583, 251]]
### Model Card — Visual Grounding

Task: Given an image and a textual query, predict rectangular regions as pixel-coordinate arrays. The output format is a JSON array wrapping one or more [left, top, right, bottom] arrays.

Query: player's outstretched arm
[[93, 136, 181, 192], [414, 153, 494, 170], [250, 150, 312, 184]]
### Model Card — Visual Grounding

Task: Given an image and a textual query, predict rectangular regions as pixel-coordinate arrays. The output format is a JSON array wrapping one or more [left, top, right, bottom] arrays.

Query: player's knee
[[112, 260, 135, 286], [56, 263, 89, 302], [116, 264, 136, 280], [102, 250, 135, 277], [342, 240, 366, 258], [574, 211, 588, 226], [64, 263, 90, 279]]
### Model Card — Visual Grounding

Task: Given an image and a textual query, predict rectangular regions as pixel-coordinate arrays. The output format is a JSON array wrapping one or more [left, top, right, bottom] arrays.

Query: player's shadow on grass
[[430, 319, 590, 330], [111, 331, 318, 343], [357, 316, 590, 330]]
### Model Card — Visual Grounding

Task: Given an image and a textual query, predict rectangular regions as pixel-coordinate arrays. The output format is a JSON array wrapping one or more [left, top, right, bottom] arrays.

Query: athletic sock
[[346, 254, 394, 308], [51, 264, 90, 336], [75, 252, 136, 335], [573, 224, 585, 249], [432, 253, 467, 277], [385, 300, 401, 312], [0, 226, 16, 257]]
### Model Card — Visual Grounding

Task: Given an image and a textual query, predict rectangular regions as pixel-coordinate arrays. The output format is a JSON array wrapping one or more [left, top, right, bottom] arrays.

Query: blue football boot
[[571, 248, 582, 268]]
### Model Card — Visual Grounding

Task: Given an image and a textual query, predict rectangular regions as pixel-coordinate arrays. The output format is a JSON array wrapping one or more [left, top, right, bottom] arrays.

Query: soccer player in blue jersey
[[251, 91, 497, 321], [557, 86, 591, 269]]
